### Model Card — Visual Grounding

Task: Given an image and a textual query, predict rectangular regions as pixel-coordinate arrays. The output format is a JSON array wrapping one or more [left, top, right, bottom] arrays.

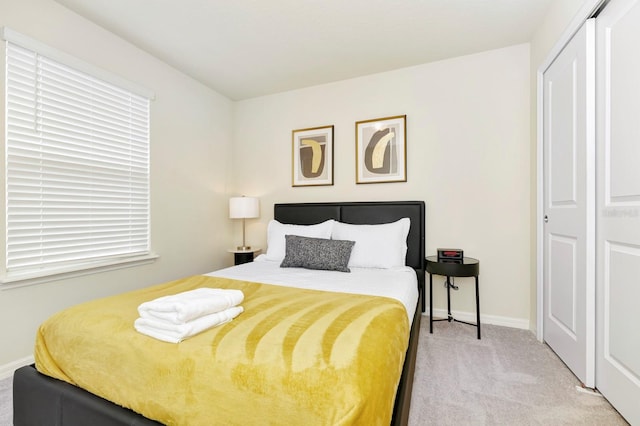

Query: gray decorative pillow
[[280, 235, 355, 272]]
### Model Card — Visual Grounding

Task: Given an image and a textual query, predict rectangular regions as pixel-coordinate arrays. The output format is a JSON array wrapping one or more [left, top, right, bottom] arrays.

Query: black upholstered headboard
[[273, 201, 425, 274]]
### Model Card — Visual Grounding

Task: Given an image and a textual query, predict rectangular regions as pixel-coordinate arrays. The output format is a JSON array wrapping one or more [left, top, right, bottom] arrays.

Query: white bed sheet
[[207, 255, 418, 324]]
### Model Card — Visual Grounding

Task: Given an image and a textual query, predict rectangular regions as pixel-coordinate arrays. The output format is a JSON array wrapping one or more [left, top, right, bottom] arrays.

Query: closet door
[[542, 20, 595, 388], [596, 0, 640, 423]]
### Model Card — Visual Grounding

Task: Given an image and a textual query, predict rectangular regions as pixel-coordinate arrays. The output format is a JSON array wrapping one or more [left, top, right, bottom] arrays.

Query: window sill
[[0, 253, 160, 290]]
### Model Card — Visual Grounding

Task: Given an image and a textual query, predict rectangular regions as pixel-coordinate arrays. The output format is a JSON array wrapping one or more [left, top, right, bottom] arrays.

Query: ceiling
[[54, 0, 553, 101]]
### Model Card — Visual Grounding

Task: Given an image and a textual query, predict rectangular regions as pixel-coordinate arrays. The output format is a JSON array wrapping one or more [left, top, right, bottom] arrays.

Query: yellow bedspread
[[35, 275, 410, 425]]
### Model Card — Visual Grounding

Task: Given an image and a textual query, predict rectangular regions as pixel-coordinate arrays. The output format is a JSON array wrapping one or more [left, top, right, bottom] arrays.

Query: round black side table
[[426, 256, 481, 339], [227, 248, 261, 265]]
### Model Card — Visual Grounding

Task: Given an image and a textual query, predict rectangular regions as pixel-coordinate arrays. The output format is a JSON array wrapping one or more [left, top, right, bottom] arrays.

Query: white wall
[[233, 44, 532, 327], [0, 0, 234, 369]]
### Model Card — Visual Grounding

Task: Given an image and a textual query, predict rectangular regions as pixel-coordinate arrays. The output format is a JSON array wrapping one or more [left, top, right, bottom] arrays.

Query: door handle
[[544, 215, 549, 223]]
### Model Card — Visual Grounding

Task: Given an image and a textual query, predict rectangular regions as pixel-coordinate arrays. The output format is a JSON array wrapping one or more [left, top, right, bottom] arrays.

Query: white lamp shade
[[229, 197, 259, 219]]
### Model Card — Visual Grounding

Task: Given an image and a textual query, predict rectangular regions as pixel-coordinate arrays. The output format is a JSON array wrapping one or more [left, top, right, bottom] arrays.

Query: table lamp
[[229, 196, 259, 250]]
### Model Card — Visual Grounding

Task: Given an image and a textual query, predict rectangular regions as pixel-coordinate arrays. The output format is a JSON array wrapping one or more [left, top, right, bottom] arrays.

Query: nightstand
[[426, 255, 481, 339], [228, 248, 261, 265]]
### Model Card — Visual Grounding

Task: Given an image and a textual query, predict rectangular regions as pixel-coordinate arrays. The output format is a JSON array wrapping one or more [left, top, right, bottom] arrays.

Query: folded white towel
[[134, 306, 244, 343], [138, 288, 244, 324]]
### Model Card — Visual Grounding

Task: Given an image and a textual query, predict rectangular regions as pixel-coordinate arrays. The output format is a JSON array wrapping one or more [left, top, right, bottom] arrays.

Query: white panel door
[[543, 19, 595, 388], [596, 0, 640, 423]]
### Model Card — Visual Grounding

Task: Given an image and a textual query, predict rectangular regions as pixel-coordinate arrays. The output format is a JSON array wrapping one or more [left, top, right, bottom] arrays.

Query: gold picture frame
[[292, 125, 334, 187], [355, 115, 406, 184]]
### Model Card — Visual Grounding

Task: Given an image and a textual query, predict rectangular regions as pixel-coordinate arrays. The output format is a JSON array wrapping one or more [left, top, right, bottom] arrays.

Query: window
[[3, 29, 156, 285]]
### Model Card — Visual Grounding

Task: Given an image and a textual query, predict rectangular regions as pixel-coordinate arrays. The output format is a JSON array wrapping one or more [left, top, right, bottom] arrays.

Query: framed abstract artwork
[[292, 125, 334, 187], [355, 115, 406, 184]]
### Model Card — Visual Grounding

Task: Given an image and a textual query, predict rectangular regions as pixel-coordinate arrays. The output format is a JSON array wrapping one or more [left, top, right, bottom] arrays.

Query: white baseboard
[[0, 355, 34, 380], [423, 308, 530, 330]]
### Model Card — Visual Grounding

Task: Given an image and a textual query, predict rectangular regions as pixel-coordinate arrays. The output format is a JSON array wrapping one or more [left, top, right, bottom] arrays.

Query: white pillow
[[331, 218, 410, 269], [264, 219, 335, 261]]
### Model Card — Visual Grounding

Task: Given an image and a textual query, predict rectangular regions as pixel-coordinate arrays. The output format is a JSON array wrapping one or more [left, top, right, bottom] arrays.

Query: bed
[[13, 200, 425, 425]]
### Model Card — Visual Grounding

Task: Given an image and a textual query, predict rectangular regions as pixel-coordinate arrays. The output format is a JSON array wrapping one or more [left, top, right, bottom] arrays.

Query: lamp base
[[236, 245, 252, 251]]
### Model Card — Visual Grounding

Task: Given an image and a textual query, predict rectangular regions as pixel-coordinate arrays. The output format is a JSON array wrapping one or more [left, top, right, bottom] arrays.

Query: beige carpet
[[409, 317, 628, 425], [0, 319, 629, 425]]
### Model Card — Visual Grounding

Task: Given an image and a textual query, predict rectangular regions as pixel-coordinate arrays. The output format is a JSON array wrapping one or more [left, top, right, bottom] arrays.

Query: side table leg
[[475, 276, 481, 339], [446, 276, 452, 322], [429, 273, 433, 333], [422, 275, 426, 313]]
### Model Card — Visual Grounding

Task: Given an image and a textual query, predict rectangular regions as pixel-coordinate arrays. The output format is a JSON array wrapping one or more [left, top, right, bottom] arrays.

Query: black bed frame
[[14, 201, 425, 426]]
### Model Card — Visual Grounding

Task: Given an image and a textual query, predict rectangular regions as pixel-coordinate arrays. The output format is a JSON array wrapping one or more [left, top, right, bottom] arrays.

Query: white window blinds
[[5, 39, 152, 280]]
